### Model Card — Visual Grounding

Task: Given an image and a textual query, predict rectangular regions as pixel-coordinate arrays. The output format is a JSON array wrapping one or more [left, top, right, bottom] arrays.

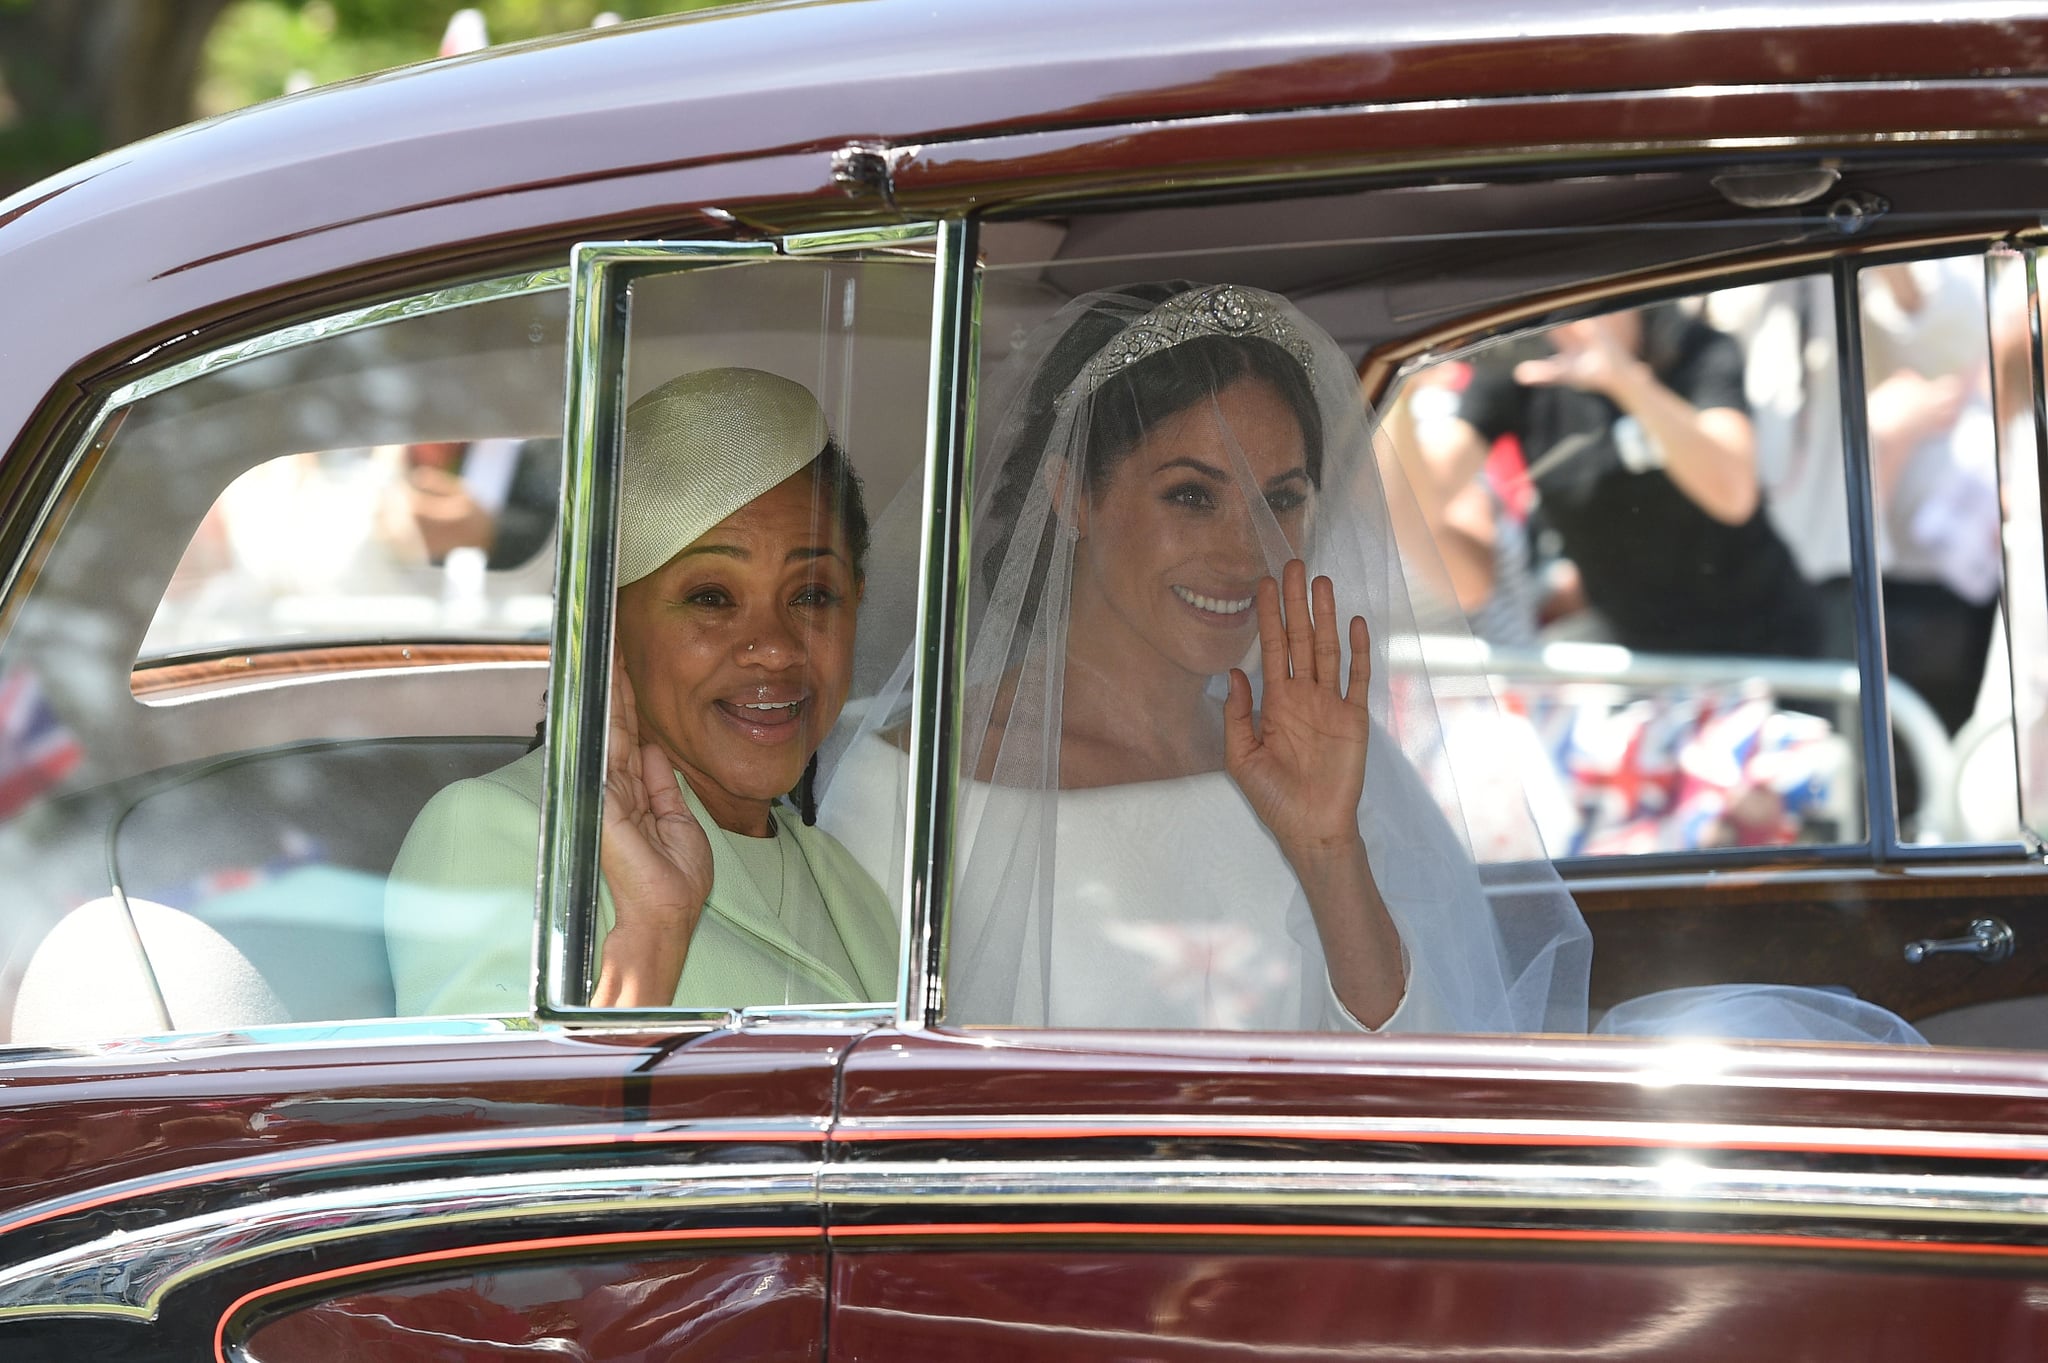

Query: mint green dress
[[385, 747, 897, 1016]]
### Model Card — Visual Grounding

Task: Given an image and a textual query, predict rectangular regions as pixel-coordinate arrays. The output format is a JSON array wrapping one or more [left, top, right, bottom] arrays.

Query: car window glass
[[139, 440, 558, 664], [1858, 257, 2020, 845], [1986, 247, 2048, 850], [462, 250, 936, 1019], [1393, 283, 1863, 860], [907, 262, 1599, 1033], [0, 280, 566, 1048], [940, 210, 1977, 1047]]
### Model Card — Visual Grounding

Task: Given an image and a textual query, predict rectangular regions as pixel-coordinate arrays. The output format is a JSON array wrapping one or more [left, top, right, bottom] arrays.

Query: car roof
[[2, 0, 2046, 470]]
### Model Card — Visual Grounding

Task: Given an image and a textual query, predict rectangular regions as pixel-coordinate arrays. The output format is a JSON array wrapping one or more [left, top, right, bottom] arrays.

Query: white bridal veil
[[820, 281, 1593, 1033]]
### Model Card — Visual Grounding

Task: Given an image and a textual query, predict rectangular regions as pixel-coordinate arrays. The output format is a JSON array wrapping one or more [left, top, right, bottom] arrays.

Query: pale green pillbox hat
[[618, 367, 831, 586]]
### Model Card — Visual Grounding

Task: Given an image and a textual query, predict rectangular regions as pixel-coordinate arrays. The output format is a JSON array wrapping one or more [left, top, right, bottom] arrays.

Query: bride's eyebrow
[[1154, 456, 1226, 480]]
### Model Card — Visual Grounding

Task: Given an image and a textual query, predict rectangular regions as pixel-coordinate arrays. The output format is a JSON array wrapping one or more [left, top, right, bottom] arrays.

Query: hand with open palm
[[592, 652, 714, 1006], [1223, 559, 1373, 858]]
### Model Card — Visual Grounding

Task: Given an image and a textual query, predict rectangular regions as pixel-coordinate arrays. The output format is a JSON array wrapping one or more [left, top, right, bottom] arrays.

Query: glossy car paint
[[831, 1250, 2048, 1360], [0, 1028, 849, 1360], [829, 1028, 2048, 1355], [242, 1253, 825, 1363], [4, 1, 2048, 1358]]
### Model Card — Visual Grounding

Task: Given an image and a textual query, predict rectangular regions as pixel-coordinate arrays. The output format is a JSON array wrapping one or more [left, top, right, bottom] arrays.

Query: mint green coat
[[386, 747, 897, 1016]]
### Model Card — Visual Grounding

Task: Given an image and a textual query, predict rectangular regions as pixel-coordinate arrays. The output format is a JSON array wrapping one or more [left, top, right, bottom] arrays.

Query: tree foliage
[[200, 0, 739, 114], [0, 0, 741, 199], [0, 0, 235, 195]]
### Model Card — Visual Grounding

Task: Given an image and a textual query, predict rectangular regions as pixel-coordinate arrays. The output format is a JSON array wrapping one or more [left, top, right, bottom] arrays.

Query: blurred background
[[0, 0, 741, 198]]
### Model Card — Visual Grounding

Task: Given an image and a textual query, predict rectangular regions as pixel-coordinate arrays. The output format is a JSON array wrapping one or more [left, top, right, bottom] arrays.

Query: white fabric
[[12, 897, 289, 1044], [821, 282, 1592, 1033], [1597, 984, 1927, 1046], [1709, 262, 2002, 600], [830, 731, 1439, 1031]]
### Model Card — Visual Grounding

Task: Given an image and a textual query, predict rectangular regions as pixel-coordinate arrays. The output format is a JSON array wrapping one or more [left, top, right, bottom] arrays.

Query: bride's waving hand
[[1224, 561, 1373, 853], [1226, 559, 1404, 1026]]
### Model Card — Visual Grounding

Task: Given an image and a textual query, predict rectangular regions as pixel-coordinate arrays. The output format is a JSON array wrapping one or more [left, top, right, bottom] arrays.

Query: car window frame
[[534, 220, 979, 1032]]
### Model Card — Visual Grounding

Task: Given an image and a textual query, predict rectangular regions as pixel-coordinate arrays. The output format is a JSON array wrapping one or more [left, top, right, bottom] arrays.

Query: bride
[[820, 282, 1591, 1032]]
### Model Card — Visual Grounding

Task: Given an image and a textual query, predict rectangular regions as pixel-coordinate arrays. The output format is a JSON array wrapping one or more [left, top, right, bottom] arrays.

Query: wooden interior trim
[[1576, 867, 2048, 1018], [131, 641, 550, 698]]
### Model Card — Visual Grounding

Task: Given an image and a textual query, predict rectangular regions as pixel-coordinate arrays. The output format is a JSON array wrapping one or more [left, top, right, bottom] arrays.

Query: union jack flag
[[1516, 681, 1837, 856], [0, 665, 83, 819]]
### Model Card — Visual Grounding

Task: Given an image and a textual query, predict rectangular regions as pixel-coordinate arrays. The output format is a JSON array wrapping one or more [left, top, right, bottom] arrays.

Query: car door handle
[[1903, 917, 2015, 964]]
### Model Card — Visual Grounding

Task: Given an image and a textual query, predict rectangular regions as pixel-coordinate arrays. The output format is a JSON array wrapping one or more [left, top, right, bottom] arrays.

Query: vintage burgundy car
[[7, 1, 2048, 1357]]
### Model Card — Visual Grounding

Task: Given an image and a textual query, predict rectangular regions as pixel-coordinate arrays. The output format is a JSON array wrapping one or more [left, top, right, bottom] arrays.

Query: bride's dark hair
[[979, 283, 1323, 595]]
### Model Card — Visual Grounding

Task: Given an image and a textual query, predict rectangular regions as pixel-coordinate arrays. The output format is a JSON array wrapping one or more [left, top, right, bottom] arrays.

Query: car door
[[821, 162, 2048, 1357], [0, 222, 956, 1360]]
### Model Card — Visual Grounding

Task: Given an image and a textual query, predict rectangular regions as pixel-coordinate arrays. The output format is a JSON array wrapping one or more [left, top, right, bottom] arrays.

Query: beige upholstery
[[4, 737, 526, 1046], [11, 897, 287, 1044]]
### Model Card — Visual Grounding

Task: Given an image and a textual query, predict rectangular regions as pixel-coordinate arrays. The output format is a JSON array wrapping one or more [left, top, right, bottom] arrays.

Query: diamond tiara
[[1054, 284, 1318, 410]]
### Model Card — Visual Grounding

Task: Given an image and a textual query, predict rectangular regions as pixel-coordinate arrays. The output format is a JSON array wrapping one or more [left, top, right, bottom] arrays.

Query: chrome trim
[[897, 219, 981, 1029], [0, 1118, 830, 1241], [537, 239, 902, 1023], [783, 222, 940, 255], [539, 242, 633, 1018], [832, 1112, 2048, 1159], [0, 1163, 813, 1324], [736, 1002, 899, 1025], [537, 1001, 903, 1031], [0, 401, 116, 648], [821, 1158, 2048, 1230], [1833, 259, 1901, 858], [2025, 246, 2048, 851], [1904, 915, 2016, 964], [135, 659, 547, 708], [105, 268, 569, 410], [0, 1017, 536, 1069]]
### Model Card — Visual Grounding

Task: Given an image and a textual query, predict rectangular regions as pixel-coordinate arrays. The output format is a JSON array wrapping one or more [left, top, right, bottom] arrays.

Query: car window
[[1857, 257, 2015, 845], [908, 262, 1601, 1033], [139, 439, 558, 664], [1987, 247, 2048, 851], [505, 243, 940, 1020], [1398, 281, 1866, 859], [0, 277, 568, 1047], [924, 206, 2042, 1044]]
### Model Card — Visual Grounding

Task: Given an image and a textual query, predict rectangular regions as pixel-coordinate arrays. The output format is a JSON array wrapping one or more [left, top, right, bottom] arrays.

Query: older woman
[[387, 367, 897, 1015]]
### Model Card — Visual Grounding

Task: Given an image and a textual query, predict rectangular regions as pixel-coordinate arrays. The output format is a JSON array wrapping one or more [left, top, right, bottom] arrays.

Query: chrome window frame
[[534, 222, 973, 1030]]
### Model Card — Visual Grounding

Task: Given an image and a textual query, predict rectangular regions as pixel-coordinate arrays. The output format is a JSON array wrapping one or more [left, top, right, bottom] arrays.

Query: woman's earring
[[1063, 523, 1081, 542], [799, 752, 820, 825]]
